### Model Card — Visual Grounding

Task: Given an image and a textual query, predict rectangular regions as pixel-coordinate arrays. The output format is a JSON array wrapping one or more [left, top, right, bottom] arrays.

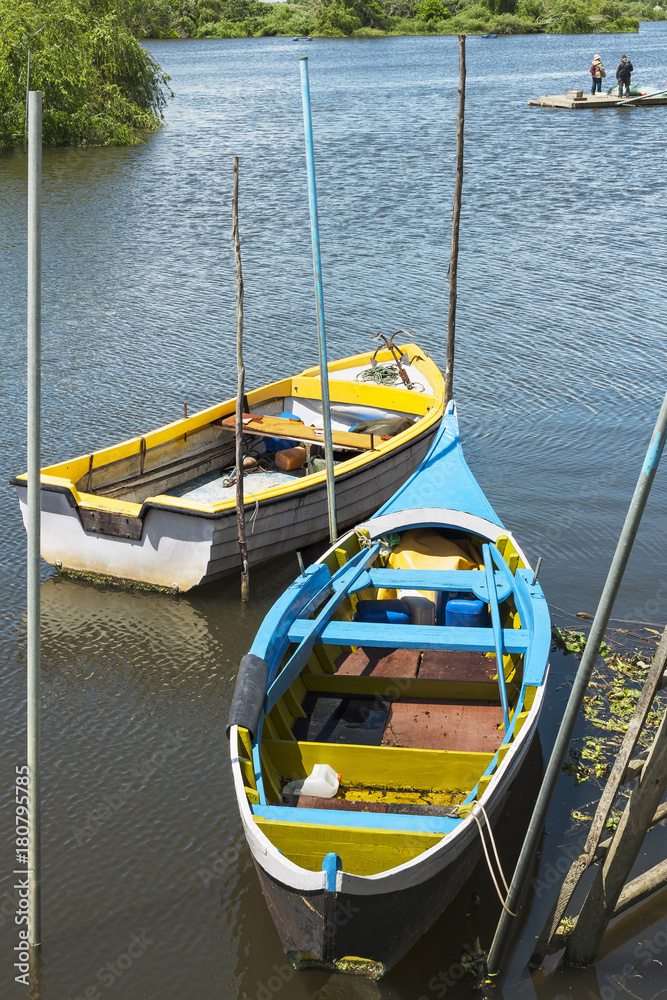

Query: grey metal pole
[[27, 90, 42, 949], [487, 388, 667, 977], [299, 57, 337, 544], [23, 50, 31, 155], [232, 156, 250, 602]]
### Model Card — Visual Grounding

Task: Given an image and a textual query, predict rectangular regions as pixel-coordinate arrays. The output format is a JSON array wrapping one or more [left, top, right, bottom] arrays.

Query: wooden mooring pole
[[232, 156, 249, 601], [445, 35, 466, 407]]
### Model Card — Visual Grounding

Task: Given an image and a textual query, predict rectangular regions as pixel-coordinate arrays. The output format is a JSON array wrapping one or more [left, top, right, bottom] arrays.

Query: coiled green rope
[[355, 363, 424, 392]]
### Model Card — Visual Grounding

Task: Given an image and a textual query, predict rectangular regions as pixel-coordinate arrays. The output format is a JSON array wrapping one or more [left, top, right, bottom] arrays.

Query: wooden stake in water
[[445, 35, 466, 407], [27, 90, 42, 949], [232, 157, 250, 601]]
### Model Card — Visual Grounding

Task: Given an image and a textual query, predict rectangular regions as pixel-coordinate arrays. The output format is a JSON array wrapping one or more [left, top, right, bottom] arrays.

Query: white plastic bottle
[[283, 764, 340, 798]]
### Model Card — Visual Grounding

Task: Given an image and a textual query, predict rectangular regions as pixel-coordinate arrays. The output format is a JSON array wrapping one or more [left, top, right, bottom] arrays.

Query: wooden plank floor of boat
[[292, 648, 504, 752], [286, 647, 503, 815]]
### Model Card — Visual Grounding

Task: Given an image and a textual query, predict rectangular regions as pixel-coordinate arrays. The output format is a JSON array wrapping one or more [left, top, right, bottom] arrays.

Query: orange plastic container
[[275, 447, 307, 471]]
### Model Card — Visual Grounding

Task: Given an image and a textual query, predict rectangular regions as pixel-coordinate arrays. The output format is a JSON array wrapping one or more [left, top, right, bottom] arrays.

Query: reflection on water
[[0, 24, 666, 1000]]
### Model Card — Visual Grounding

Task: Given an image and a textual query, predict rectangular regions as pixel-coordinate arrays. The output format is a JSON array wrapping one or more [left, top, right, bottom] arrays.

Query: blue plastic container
[[354, 600, 411, 626], [265, 411, 303, 452], [445, 598, 490, 629], [436, 590, 476, 623]]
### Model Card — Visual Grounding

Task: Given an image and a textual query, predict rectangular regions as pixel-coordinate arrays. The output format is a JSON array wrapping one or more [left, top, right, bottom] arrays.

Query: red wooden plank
[[418, 649, 497, 682], [335, 647, 421, 678], [382, 699, 505, 752]]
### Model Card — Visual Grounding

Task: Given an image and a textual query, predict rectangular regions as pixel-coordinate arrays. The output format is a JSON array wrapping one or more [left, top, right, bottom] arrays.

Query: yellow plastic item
[[275, 446, 307, 471], [378, 528, 479, 603]]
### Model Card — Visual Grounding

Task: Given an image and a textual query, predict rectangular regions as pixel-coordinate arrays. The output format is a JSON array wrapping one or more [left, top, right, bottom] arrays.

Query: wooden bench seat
[[220, 413, 376, 452]]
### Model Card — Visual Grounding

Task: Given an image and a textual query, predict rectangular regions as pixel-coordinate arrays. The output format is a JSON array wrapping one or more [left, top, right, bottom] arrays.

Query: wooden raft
[[528, 93, 667, 110]]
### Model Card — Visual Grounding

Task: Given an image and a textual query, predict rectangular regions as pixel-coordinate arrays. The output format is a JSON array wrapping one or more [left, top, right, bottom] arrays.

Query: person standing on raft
[[590, 54, 606, 94], [616, 55, 633, 97]]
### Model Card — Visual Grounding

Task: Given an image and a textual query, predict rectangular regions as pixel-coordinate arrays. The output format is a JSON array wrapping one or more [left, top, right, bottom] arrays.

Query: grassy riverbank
[[137, 0, 666, 39]]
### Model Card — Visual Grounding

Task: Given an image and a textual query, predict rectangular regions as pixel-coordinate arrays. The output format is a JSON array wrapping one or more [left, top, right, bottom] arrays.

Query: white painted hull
[[16, 425, 437, 591]]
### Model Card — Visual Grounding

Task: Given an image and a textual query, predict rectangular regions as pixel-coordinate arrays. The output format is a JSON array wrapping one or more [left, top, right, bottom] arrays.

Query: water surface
[[1, 25, 666, 1000]]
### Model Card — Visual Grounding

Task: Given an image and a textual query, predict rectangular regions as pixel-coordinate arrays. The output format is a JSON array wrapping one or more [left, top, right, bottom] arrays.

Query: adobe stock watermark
[[531, 837, 587, 899], [60, 930, 153, 999], [243, 897, 359, 998], [71, 732, 185, 846], [545, 470, 619, 548], [197, 830, 247, 889], [416, 940, 487, 998], [587, 917, 667, 1000]]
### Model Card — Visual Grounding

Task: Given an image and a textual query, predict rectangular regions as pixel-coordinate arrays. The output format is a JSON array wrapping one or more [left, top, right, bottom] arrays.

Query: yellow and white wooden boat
[[12, 343, 444, 591]]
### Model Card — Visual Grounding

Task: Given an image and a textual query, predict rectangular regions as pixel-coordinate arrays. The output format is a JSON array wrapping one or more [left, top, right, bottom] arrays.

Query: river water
[[1, 24, 667, 1000]]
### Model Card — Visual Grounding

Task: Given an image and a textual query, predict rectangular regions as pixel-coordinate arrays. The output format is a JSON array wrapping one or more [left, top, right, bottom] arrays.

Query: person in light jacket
[[590, 54, 606, 94], [616, 55, 633, 97]]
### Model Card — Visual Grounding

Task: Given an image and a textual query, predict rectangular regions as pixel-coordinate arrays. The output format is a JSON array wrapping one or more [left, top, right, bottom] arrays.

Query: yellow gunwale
[[15, 345, 444, 519]]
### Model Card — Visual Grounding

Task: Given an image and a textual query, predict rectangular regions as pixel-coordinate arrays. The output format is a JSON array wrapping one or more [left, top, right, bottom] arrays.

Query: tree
[[0, 0, 171, 148], [415, 0, 450, 17]]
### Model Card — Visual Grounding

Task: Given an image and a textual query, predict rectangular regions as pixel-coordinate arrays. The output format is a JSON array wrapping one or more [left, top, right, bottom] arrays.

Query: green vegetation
[[134, 0, 665, 39], [0, 0, 171, 148], [2, 0, 663, 149], [551, 626, 665, 812]]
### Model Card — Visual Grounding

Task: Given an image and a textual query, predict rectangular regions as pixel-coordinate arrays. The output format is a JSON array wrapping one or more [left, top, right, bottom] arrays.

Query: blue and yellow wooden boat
[[12, 342, 443, 591], [228, 401, 550, 976]]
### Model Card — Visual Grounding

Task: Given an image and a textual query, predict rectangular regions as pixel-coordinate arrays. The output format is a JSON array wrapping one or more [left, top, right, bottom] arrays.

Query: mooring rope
[[355, 363, 425, 393], [470, 802, 516, 917]]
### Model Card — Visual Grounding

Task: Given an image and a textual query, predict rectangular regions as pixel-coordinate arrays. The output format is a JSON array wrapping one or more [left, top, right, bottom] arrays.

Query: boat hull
[[254, 826, 481, 976], [15, 423, 437, 591], [239, 686, 544, 977]]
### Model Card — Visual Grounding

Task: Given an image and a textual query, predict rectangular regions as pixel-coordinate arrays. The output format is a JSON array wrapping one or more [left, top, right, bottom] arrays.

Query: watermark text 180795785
[[14, 764, 30, 986]]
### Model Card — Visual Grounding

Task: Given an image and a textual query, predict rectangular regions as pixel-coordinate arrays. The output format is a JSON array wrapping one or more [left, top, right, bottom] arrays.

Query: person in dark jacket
[[616, 55, 633, 97]]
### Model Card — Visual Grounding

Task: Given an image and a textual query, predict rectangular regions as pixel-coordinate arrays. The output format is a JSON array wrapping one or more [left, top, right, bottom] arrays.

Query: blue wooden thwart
[[287, 620, 531, 653], [253, 804, 461, 835]]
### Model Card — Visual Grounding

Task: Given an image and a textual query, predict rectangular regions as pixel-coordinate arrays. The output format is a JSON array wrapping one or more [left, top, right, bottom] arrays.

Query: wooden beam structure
[[220, 413, 379, 452]]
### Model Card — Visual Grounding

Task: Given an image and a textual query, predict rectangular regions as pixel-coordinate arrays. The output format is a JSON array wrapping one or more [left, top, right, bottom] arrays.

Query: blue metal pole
[[487, 388, 667, 977], [299, 57, 337, 544]]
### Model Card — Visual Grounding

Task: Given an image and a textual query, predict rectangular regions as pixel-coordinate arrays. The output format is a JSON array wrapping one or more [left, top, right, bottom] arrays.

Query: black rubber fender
[[226, 653, 269, 740]]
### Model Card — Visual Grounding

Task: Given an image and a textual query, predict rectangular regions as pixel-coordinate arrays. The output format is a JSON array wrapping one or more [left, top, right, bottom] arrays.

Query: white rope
[[470, 803, 516, 917]]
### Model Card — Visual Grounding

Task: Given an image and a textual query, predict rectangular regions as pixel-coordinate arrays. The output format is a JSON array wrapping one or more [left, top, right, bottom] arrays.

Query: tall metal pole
[[487, 388, 667, 977], [232, 156, 250, 601], [299, 57, 337, 544], [23, 50, 31, 155], [27, 90, 42, 949], [445, 35, 466, 406]]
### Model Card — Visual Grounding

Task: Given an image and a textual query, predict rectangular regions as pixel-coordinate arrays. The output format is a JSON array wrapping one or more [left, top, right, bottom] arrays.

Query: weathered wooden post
[[532, 623, 667, 964], [445, 35, 466, 407], [232, 156, 249, 601], [565, 627, 667, 966]]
